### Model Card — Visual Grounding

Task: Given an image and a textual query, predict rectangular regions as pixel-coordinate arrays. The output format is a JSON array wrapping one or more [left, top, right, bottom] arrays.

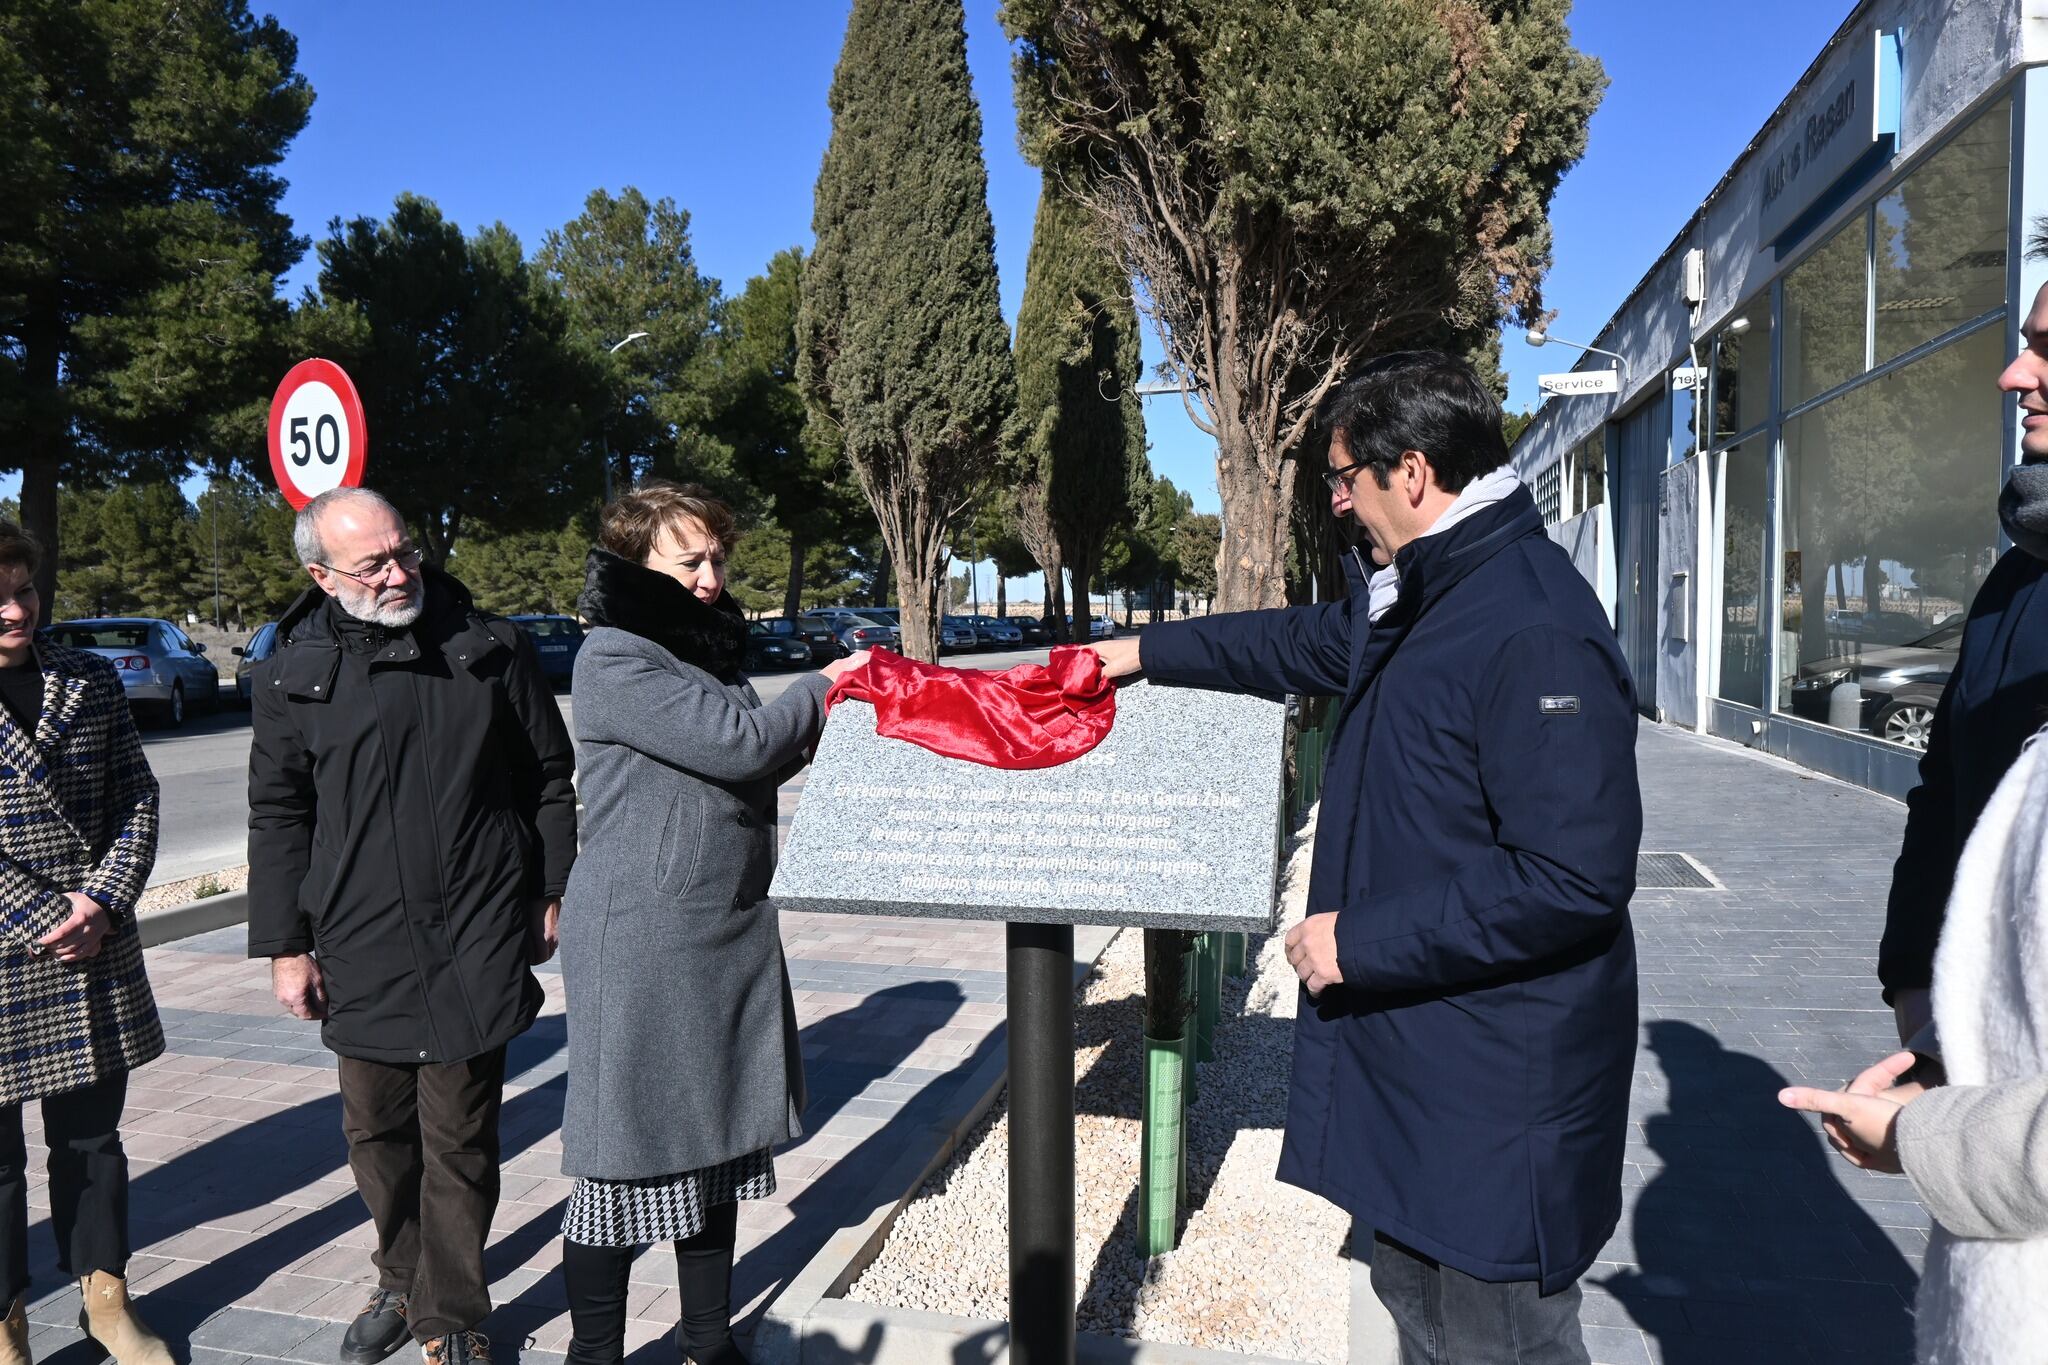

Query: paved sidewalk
[[1580, 725, 1922, 1365], [16, 770, 1013, 1365], [18, 724, 1925, 1365]]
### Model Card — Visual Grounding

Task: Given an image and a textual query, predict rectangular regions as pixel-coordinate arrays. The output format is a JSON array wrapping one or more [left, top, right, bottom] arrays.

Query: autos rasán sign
[[268, 358, 368, 509], [1538, 369, 1621, 398]]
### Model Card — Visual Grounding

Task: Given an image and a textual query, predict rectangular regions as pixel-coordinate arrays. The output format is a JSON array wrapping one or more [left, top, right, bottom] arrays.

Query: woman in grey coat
[[558, 482, 865, 1365]]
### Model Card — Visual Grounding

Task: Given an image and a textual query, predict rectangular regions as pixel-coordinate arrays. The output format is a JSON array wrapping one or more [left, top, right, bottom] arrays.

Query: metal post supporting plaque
[[1006, 921, 1075, 1364]]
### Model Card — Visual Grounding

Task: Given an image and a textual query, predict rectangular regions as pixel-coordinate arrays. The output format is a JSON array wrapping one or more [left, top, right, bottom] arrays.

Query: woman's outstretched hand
[[1778, 1050, 1921, 1173], [822, 650, 871, 682]]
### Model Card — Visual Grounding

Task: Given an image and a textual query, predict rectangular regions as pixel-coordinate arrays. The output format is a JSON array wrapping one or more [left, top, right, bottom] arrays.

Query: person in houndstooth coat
[[0, 522, 172, 1365]]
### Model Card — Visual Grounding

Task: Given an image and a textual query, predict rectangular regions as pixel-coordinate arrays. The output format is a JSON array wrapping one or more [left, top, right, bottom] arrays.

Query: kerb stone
[[769, 679, 1286, 931]]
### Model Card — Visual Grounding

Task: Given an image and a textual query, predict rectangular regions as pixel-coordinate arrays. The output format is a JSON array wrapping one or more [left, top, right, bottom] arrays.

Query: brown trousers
[[338, 1048, 506, 1342]]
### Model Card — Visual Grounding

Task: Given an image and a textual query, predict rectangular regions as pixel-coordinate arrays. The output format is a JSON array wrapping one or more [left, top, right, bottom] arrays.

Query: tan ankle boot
[[77, 1272, 172, 1365], [0, 1296, 29, 1365]]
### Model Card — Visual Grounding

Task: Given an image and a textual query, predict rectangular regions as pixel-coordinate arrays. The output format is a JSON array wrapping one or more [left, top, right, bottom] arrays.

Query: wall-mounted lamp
[[1525, 327, 1630, 384]]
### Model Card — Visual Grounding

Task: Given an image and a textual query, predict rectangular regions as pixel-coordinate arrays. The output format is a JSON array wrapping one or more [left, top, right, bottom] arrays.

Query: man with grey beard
[[246, 488, 576, 1365]]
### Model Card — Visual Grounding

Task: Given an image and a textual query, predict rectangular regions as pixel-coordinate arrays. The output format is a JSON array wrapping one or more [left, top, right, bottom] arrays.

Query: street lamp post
[[1524, 326, 1630, 385], [603, 331, 652, 504]]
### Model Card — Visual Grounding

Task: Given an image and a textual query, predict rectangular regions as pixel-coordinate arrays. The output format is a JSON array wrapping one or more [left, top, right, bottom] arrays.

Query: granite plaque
[[768, 680, 1287, 931]]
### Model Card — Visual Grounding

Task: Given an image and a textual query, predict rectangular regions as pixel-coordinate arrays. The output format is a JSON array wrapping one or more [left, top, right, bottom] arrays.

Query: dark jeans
[[338, 1048, 506, 1342], [1370, 1233, 1590, 1365], [562, 1201, 739, 1365], [0, 1073, 130, 1305]]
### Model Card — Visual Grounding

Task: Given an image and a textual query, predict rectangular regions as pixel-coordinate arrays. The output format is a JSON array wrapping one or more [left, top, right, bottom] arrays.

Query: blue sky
[[46, 2, 1855, 592]]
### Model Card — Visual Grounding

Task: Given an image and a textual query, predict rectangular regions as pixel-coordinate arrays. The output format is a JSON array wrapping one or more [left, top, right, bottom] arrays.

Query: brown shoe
[[421, 1332, 489, 1365], [77, 1272, 173, 1365], [0, 1296, 28, 1365]]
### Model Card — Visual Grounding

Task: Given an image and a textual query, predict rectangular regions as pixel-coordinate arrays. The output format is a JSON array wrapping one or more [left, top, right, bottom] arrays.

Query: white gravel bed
[[138, 863, 248, 913], [846, 807, 1348, 1362]]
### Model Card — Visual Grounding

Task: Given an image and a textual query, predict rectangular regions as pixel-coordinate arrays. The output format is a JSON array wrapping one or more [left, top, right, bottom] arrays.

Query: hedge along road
[[143, 647, 1052, 891]]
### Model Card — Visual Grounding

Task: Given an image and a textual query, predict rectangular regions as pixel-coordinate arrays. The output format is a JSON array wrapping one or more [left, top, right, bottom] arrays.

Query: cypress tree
[[0, 0, 313, 614], [1009, 187, 1148, 643], [797, 0, 1014, 662]]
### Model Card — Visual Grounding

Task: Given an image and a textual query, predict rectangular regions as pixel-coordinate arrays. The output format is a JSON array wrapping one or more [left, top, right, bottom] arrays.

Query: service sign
[[1670, 366, 1706, 392], [268, 358, 368, 510], [1538, 370, 1621, 398]]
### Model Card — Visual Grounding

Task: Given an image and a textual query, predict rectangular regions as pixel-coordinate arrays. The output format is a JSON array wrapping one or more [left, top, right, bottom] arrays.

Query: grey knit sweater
[[1899, 1076, 2048, 1240]]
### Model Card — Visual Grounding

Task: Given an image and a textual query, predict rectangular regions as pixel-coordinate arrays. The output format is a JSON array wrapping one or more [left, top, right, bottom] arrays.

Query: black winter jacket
[[1142, 487, 1641, 1293], [246, 569, 577, 1063], [1881, 546, 2048, 999]]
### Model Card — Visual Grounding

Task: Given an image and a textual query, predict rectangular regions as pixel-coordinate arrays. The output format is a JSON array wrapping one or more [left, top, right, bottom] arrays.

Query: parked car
[[826, 614, 899, 653], [966, 615, 1023, 649], [756, 614, 843, 663], [940, 616, 980, 653], [509, 615, 585, 688], [45, 617, 219, 727], [1786, 613, 1963, 750], [232, 622, 280, 705], [745, 621, 814, 672], [1064, 615, 1116, 641], [1014, 616, 1049, 646]]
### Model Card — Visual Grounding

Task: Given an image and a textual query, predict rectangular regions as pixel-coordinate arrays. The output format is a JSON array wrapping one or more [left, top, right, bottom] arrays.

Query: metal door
[[1610, 396, 1664, 716]]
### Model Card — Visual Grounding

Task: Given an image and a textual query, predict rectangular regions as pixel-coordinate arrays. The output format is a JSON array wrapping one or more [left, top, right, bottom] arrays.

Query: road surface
[[143, 647, 1057, 888]]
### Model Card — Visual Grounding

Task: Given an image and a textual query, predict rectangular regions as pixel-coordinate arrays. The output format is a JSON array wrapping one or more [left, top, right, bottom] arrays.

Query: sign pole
[[1007, 920, 1075, 1364]]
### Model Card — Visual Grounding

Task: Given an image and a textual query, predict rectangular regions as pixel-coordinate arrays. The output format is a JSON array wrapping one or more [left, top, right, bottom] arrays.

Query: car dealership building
[[1509, 0, 2045, 796]]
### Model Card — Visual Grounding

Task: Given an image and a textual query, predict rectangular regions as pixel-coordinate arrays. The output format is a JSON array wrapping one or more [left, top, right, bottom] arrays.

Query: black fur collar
[[577, 547, 748, 682]]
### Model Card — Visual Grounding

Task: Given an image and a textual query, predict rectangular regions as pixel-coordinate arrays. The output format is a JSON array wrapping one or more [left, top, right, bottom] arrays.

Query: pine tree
[[298, 196, 605, 564], [712, 250, 868, 617], [190, 477, 302, 628], [0, 0, 313, 614], [1009, 187, 1148, 643], [1005, 0, 1604, 609], [797, 0, 1014, 662], [534, 188, 721, 493]]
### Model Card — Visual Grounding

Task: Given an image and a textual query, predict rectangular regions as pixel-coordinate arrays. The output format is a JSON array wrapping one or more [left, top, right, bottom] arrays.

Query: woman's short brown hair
[[597, 480, 738, 564], [0, 521, 43, 579]]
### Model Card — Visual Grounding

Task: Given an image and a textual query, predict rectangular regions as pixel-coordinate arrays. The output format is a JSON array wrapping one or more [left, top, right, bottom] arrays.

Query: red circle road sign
[[267, 358, 368, 510]]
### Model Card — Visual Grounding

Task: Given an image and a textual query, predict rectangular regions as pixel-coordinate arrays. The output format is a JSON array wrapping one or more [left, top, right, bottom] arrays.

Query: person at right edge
[[1879, 231, 2048, 1076], [1091, 352, 1641, 1364]]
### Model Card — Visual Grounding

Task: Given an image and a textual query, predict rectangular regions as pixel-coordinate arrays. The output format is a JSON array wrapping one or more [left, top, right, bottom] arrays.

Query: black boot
[[339, 1288, 409, 1365]]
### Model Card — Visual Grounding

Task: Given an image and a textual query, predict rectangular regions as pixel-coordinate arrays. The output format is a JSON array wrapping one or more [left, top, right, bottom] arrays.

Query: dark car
[[757, 614, 842, 663], [1015, 616, 1049, 646], [966, 615, 1023, 649], [825, 614, 899, 653], [232, 622, 280, 705], [745, 621, 814, 672], [45, 617, 220, 726], [940, 616, 980, 653], [1787, 613, 1963, 750], [509, 615, 585, 688]]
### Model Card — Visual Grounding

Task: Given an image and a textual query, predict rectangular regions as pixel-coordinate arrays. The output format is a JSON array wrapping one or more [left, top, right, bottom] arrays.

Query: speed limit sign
[[267, 358, 368, 509]]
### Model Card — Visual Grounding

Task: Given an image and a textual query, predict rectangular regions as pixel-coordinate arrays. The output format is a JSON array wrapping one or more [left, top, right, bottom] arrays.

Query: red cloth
[[823, 644, 1116, 769]]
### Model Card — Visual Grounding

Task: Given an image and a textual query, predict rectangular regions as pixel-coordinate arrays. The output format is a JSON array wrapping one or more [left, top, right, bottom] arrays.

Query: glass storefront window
[[1670, 374, 1699, 465], [1874, 96, 2009, 364], [1570, 428, 1605, 513], [1782, 217, 1868, 407], [1710, 301, 1771, 444], [1717, 439, 1768, 707], [1775, 323, 2003, 747]]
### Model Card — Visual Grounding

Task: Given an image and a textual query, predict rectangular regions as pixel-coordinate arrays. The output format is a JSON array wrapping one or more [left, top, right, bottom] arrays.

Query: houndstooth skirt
[[560, 1147, 777, 1247]]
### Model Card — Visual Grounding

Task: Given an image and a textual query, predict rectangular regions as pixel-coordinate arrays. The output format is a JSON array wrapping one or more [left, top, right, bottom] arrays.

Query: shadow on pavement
[[23, 1016, 571, 1365], [1604, 1020, 1916, 1365], [486, 982, 972, 1365]]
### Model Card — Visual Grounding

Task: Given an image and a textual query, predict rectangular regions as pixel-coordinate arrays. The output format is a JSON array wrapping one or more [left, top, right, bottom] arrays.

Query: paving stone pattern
[[15, 726, 1924, 1365]]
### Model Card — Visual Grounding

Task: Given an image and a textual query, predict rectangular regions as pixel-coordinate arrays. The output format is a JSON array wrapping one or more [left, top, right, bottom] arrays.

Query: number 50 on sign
[[267, 358, 368, 509]]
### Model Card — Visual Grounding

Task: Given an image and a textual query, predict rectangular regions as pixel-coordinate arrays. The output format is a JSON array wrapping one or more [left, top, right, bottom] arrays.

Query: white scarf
[[1919, 732, 2048, 1363], [1365, 465, 1523, 623]]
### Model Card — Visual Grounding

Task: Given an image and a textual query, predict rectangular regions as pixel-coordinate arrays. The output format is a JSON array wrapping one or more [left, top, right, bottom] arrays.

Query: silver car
[[46, 617, 220, 727]]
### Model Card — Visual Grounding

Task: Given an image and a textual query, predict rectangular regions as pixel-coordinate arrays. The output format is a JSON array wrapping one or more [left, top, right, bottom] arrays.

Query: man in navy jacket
[[1095, 352, 1640, 1363], [1882, 274, 2048, 1047]]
